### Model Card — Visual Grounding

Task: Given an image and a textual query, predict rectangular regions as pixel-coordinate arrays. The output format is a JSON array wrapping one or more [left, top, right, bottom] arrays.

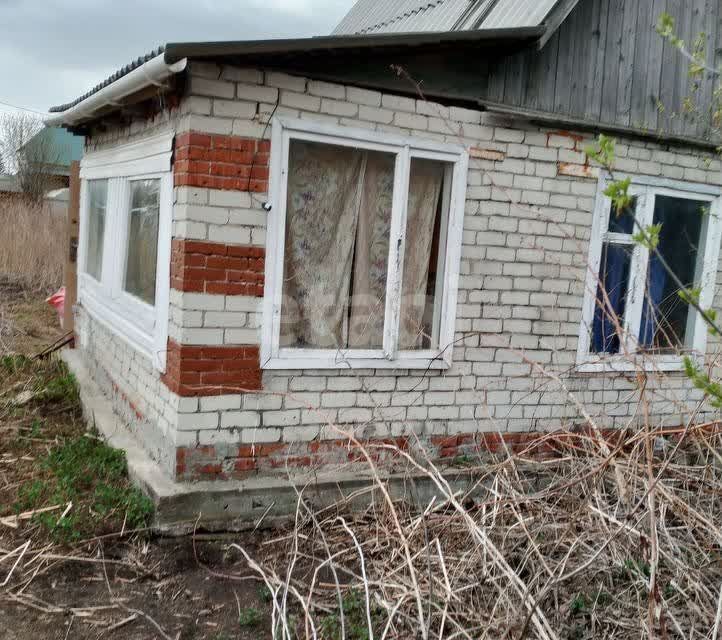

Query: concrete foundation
[[62, 349, 480, 534]]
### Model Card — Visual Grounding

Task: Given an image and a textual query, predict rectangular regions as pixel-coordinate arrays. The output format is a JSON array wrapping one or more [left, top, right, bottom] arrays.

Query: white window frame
[[261, 117, 469, 370], [78, 132, 174, 372], [577, 173, 722, 373]]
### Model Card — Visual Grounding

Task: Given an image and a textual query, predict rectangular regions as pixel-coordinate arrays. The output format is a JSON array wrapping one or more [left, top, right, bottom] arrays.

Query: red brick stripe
[[174, 132, 270, 192], [161, 339, 262, 397], [174, 432, 570, 481], [170, 239, 264, 297], [176, 425, 685, 481]]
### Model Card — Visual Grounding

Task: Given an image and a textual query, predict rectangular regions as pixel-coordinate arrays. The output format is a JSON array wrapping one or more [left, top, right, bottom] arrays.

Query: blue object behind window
[[591, 243, 631, 354], [607, 200, 636, 234], [639, 195, 703, 351]]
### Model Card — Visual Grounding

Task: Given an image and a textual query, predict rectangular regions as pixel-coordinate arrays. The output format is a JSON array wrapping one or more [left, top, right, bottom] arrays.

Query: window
[[263, 118, 468, 370], [578, 175, 722, 372], [78, 132, 174, 371], [125, 179, 161, 305], [85, 180, 108, 281]]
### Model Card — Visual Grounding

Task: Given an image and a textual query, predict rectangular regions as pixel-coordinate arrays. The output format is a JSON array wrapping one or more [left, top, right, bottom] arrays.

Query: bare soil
[[0, 536, 275, 640], [0, 281, 276, 640]]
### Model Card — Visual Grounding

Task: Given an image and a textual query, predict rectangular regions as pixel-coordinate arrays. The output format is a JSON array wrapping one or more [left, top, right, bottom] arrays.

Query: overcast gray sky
[[0, 0, 355, 116]]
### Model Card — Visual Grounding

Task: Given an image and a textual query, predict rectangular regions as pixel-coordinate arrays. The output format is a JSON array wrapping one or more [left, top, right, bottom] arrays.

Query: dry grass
[[0, 196, 65, 293], [230, 424, 722, 639]]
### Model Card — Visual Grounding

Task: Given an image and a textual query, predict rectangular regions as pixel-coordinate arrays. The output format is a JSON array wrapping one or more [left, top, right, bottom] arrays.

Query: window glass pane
[[124, 179, 160, 306], [280, 140, 395, 350], [399, 158, 449, 351], [607, 197, 637, 234], [86, 180, 108, 280], [639, 195, 705, 351], [591, 242, 632, 354]]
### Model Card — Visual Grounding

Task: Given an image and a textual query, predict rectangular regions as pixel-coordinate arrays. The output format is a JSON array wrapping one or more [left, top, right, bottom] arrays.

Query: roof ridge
[[355, 0, 448, 35]]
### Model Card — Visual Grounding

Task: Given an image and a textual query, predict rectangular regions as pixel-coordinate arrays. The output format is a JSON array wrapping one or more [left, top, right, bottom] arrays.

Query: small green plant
[[570, 593, 589, 616], [15, 479, 44, 512], [257, 584, 273, 603], [238, 607, 262, 628], [1, 354, 31, 373], [30, 419, 43, 438], [622, 558, 651, 580], [320, 590, 385, 640], [595, 590, 613, 608], [454, 454, 473, 467], [15, 433, 153, 541], [40, 369, 79, 404]]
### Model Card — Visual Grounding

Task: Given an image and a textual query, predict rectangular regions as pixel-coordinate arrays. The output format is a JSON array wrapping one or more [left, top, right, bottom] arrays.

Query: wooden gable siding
[[269, 0, 719, 144], [480, 0, 720, 140]]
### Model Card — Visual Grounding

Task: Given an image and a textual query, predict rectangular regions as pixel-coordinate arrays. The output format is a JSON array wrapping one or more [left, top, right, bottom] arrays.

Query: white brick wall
[[75, 307, 181, 474], [77, 61, 722, 476]]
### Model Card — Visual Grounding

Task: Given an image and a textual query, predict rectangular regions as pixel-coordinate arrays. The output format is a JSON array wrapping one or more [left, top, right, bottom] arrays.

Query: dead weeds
[[228, 428, 722, 640], [0, 281, 275, 640]]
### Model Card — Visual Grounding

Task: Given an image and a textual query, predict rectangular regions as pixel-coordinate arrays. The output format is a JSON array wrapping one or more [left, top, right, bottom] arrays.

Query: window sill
[[262, 354, 452, 371], [575, 356, 692, 374]]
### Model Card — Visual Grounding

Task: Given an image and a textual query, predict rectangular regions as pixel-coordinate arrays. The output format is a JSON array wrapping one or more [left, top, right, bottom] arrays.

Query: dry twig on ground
[[228, 424, 722, 639]]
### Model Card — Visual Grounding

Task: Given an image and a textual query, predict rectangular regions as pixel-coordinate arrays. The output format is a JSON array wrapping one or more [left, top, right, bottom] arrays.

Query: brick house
[[47, 0, 722, 526]]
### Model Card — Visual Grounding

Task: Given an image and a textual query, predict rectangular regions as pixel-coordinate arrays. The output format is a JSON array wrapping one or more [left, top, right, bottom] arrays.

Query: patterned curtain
[[399, 159, 444, 349], [281, 141, 364, 348], [281, 142, 443, 352], [348, 151, 395, 348]]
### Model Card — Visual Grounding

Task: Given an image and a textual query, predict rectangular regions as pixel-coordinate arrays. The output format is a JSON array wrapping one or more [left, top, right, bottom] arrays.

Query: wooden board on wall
[[63, 160, 80, 334]]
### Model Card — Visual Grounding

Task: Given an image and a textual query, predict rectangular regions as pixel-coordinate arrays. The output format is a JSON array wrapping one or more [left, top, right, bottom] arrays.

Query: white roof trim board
[[333, 0, 563, 35]]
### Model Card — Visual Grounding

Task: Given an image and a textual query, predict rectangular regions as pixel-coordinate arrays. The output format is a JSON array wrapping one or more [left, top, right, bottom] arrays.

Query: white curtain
[[281, 141, 364, 348], [399, 159, 444, 349], [348, 151, 395, 348], [281, 142, 443, 351]]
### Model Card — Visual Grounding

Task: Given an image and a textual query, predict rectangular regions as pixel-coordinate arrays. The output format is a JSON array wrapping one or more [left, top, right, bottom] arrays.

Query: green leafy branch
[[684, 357, 722, 408], [586, 132, 722, 406], [657, 13, 717, 78]]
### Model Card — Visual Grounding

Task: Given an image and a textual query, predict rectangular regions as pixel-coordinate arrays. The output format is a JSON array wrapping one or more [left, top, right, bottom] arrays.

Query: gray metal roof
[[482, 0, 559, 28], [50, 29, 543, 117], [332, 0, 481, 35], [333, 0, 563, 35]]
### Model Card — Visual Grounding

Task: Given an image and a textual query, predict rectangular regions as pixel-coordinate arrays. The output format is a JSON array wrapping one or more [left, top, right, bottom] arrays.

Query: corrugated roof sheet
[[333, 0, 472, 35], [480, 0, 559, 28], [333, 0, 562, 34], [48, 47, 165, 113]]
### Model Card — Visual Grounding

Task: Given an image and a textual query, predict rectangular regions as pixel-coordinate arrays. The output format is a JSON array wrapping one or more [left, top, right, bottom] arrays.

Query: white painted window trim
[[261, 117, 469, 371], [577, 173, 722, 373], [78, 132, 174, 372]]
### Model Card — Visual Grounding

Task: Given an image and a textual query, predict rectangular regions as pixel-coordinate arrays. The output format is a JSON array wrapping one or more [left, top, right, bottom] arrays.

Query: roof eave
[[163, 27, 545, 64], [47, 54, 188, 127], [47, 28, 544, 128]]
